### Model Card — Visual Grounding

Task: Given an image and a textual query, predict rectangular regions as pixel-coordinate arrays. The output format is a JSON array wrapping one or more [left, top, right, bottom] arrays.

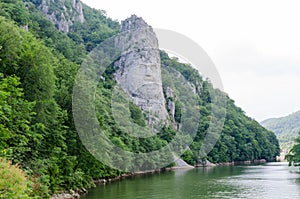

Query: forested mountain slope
[[261, 111, 300, 151], [0, 0, 279, 197]]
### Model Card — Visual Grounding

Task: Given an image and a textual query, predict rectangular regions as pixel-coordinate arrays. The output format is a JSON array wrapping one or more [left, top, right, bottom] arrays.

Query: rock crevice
[[39, 0, 85, 33]]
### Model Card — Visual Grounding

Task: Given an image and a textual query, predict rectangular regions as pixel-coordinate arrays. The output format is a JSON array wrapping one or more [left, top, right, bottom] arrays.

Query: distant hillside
[[261, 111, 300, 151]]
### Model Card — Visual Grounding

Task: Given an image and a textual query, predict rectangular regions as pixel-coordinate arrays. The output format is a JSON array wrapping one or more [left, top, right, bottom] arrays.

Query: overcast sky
[[81, 0, 300, 121]]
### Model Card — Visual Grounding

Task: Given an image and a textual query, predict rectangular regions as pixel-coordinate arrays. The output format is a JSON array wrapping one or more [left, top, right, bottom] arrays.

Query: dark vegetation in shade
[[0, 0, 279, 197]]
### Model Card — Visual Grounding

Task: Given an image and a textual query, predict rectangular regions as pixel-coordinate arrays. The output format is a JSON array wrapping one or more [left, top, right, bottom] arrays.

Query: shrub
[[0, 157, 30, 198]]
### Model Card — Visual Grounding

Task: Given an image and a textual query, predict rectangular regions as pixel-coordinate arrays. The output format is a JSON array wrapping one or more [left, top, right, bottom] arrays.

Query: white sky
[[81, 0, 300, 121]]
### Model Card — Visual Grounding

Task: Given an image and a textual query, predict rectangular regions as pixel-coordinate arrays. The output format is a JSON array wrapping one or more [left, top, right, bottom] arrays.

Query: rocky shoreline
[[51, 159, 268, 199], [50, 167, 175, 199], [195, 159, 267, 167], [50, 188, 87, 199]]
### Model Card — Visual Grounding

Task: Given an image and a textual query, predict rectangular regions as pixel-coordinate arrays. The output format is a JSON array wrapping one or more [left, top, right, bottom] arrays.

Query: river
[[81, 162, 300, 199]]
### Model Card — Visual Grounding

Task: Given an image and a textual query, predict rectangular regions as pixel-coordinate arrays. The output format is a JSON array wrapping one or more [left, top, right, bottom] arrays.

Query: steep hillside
[[160, 52, 279, 164], [261, 111, 300, 151], [0, 0, 279, 197]]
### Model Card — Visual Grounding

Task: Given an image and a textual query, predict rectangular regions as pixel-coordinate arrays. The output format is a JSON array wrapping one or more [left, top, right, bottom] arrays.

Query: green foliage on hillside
[[261, 111, 300, 151], [0, 0, 85, 63], [160, 51, 280, 164], [0, 16, 93, 197], [0, 0, 280, 198], [211, 101, 279, 163], [286, 131, 300, 166], [71, 3, 119, 51]]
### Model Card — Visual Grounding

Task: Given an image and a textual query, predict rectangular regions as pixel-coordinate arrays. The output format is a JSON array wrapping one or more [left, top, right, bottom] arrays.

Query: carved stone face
[[113, 25, 168, 123], [139, 63, 158, 82], [122, 49, 162, 97]]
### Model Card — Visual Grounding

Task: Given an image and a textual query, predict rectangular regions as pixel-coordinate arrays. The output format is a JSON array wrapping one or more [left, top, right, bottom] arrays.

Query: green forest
[[261, 111, 300, 151], [0, 0, 280, 198]]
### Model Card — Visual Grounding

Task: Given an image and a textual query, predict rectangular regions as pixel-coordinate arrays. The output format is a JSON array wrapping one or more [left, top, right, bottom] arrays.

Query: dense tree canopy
[[261, 111, 300, 151], [0, 0, 280, 198], [160, 51, 280, 165]]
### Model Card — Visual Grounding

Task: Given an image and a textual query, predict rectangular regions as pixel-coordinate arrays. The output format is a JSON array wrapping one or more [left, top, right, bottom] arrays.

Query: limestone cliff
[[114, 15, 168, 127], [39, 0, 84, 33]]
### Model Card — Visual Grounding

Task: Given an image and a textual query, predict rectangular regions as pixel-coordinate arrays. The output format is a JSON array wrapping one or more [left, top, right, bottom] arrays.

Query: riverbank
[[82, 162, 299, 199], [51, 159, 269, 199], [50, 165, 194, 199], [195, 159, 267, 167], [51, 188, 87, 199]]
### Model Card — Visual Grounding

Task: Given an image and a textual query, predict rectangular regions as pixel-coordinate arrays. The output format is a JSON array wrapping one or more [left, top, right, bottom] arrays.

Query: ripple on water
[[82, 162, 300, 199], [215, 162, 300, 199]]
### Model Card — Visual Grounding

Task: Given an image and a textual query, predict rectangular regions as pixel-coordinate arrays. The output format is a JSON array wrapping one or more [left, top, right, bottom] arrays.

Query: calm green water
[[82, 162, 300, 199]]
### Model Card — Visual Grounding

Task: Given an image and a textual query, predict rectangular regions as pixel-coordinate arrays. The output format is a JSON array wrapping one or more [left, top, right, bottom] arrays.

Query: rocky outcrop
[[51, 188, 87, 199], [196, 159, 217, 167], [114, 15, 168, 127], [51, 192, 79, 199], [164, 87, 176, 118], [173, 155, 194, 169], [39, 0, 85, 33]]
